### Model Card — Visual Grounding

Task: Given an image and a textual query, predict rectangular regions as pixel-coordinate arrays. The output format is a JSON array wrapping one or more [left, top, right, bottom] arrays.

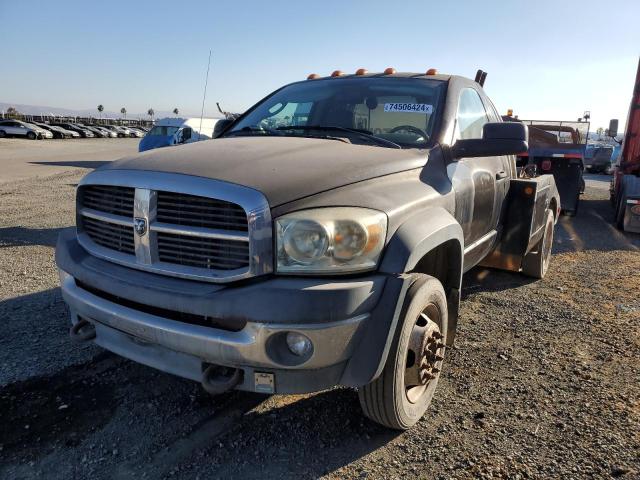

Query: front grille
[[157, 191, 248, 232], [75, 175, 266, 283], [80, 185, 134, 217], [82, 216, 135, 254], [75, 280, 245, 331], [157, 231, 249, 270]]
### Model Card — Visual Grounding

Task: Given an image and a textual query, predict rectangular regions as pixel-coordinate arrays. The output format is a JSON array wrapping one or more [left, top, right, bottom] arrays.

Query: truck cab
[[57, 68, 559, 430], [138, 117, 223, 152]]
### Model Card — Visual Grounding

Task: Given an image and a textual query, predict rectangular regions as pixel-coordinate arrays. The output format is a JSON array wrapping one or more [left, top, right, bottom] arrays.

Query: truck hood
[[102, 137, 429, 207]]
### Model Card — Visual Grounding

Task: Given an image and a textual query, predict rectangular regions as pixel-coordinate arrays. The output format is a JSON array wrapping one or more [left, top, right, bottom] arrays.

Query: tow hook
[[69, 318, 96, 343], [201, 365, 243, 395]]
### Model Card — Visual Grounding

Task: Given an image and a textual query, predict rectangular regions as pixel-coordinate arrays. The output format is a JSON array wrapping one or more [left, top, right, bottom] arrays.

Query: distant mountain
[[0, 102, 199, 120]]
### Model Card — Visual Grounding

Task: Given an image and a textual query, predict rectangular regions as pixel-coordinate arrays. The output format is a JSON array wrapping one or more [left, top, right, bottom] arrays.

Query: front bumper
[[56, 229, 408, 393]]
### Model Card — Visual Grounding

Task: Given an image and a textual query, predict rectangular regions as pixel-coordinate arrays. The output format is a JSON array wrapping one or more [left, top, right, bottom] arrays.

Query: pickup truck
[[56, 68, 560, 430]]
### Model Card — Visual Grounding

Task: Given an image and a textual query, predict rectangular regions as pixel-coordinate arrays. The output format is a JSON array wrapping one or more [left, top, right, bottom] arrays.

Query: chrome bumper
[[59, 270, 368, 373]]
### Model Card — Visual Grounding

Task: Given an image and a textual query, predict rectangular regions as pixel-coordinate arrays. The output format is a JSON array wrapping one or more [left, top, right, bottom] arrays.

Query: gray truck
[[56, 68, 559, 430]]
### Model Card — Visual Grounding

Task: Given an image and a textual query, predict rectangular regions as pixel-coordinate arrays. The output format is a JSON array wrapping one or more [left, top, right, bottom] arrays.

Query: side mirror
[[608, 119, 618, 138], [451, 122, 528, 159], [213, 119, 233, 138]]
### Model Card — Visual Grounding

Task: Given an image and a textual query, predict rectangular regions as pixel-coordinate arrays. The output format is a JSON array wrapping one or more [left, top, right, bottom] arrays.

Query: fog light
[[285, 332, 313, 357]]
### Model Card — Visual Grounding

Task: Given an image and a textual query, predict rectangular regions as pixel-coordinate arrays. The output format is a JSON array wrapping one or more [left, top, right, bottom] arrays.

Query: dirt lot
[[0, 150, 639, 478], [0, 137, 139, 183]]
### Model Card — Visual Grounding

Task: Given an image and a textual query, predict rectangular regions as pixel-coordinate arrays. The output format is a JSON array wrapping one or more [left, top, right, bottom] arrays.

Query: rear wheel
[[359, 274, 448, 430], [26, 131, 36, 140], [0, 130, 6, 138], [522, 210, 554, 279]]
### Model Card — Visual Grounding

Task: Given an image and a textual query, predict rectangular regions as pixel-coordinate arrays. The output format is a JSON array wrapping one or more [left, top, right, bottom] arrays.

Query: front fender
[[341, 208, 464, 386], [379, 207, 464, 276]]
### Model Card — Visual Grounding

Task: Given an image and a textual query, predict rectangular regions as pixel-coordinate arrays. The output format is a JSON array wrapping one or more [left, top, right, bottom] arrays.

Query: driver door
[[448, 88, 503, 266]]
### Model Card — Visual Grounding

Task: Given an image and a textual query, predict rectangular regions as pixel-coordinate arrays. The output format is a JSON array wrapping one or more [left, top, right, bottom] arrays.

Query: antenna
[[198, 50, 212, 141]]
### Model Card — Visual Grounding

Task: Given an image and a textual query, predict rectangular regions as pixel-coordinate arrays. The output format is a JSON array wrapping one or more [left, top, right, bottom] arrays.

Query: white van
[[139, 117, 222, 152]]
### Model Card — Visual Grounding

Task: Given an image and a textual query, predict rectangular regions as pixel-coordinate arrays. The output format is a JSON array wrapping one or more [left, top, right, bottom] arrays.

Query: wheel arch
[[379, 207, 464, 346]]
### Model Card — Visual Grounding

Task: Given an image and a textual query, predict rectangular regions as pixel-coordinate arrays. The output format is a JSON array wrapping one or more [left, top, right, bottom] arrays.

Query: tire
[[359, 274, 448, 430], [26, 131, 37, 140], [0, 130, 5, 138], [522, 210, 554, 279]]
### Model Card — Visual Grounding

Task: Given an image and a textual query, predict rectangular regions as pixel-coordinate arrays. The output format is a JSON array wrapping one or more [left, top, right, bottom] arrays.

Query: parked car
[[32, 122, 77, 139], [23, 122, 54, 139], [0, 119, 47, 139], [92, 126, 118, 138], [126, 127, 145, 138], [57, 67, 560, 430], [138, 117, 222, 152], [101, 125, 127, 137], [585, 145, 614, 174], [53, 123, 95, 138], [78, 124, 108, 138]]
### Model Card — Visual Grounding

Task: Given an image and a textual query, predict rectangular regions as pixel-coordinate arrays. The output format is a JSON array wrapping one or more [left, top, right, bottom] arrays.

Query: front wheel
[[27, 131, 37, 140], [0, 130, 6, 138], [359, 274, 448, 430], [522, 210, 554, 279]]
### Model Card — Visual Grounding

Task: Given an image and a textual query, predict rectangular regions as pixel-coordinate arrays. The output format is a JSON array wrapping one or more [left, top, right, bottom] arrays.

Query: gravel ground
[[0, 169, 639, 479]]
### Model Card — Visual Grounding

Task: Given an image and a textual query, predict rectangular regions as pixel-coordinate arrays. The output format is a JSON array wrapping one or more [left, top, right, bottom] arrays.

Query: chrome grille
[[82, 216, 135, 254], [157, 191, 248, 232], [157, 232, 249, 270], [80, 185, 134, 217], [75, 172, 272, 283]]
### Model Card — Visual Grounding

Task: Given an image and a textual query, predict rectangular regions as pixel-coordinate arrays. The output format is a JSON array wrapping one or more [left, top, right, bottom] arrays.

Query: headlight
[[276, 207, 387, 274]]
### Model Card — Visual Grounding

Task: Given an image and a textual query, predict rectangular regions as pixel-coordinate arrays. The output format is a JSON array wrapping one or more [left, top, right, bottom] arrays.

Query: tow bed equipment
[[515, 120, 589, 216]]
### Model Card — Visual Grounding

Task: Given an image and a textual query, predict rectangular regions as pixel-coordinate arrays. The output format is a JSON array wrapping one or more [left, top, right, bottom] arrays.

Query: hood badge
[[134, 217, 147, 236]]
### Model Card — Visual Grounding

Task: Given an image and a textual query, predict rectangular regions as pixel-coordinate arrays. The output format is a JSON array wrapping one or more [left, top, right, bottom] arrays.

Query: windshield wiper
[[277, 125, 401, 149], [225, 126, 279, 137]]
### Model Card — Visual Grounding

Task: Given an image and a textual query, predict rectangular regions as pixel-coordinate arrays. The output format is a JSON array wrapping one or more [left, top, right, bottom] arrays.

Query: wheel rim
[[404, 303, 445, 404]]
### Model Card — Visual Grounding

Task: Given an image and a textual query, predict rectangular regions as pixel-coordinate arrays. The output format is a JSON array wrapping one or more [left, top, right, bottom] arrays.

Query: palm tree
[[120, 107, 127, 119], [97, 104, 104, 119], [173, 108, 179, 116], [147, 108, 155, 121]]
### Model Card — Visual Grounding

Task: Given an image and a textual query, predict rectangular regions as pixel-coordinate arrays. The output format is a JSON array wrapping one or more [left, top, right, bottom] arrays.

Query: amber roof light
[[355, 68, 368, 75], [383, 67, 396, 75], [331, 70, 344, 77], [307, 73, 320, 80], [426, 68, 438, 75]]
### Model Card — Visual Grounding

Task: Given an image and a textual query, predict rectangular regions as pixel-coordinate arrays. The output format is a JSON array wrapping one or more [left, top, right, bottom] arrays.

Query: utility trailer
[[610, 57, 640, 233]]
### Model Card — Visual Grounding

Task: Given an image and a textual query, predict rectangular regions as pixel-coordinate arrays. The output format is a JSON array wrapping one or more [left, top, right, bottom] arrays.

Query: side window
[[456, 88, 489, 140], [483, 96, 501, 123]]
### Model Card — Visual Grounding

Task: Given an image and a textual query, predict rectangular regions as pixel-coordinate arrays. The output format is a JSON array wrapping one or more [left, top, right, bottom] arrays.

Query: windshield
[[226, 77, 445, 148], [148, 126, 179, 136]]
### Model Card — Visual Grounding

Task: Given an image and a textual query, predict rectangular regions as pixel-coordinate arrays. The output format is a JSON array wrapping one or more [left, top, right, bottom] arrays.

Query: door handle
[[496, 170, 508, 180]]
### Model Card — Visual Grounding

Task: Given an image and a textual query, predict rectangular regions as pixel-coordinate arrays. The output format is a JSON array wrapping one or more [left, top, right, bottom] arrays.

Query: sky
[[1, 0, 639, 130]]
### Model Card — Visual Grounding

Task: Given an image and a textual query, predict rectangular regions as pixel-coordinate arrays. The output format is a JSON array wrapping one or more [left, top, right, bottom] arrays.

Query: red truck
[[611, 57, 640, 233]]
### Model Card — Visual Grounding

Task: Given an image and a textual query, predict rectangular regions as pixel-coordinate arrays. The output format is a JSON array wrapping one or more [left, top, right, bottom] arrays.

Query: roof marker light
[[307, 73, 320, 80], [426, 68, 438, 75], [331, 70, 344, 77], [355, 68, 368, 75], [383, 67, 396, 75]]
